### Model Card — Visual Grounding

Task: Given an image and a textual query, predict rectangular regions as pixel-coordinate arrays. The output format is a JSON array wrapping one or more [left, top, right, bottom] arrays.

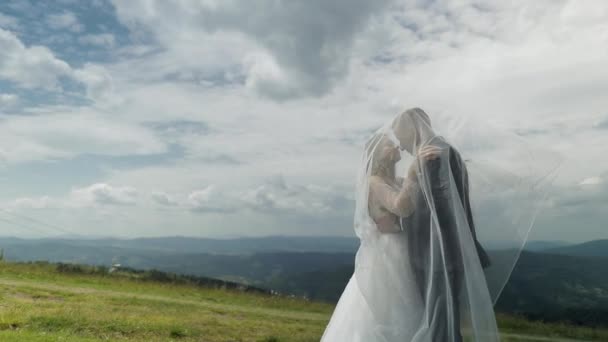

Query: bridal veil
[[348, 108, 561, 341]]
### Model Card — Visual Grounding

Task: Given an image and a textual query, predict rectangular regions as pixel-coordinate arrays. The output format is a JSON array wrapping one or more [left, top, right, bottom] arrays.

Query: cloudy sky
[[0, 0, 606, 242]]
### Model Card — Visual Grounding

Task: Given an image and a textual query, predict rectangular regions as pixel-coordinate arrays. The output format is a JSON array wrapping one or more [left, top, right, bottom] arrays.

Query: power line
[[0, 208, 80, 237], [0, 215, 55, 236]]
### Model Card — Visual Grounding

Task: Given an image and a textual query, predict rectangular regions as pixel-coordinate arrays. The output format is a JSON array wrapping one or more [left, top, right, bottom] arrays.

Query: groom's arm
[[453, 151, 492, 268]]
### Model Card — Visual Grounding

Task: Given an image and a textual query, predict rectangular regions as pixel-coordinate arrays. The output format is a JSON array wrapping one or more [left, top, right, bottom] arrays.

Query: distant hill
[[261, 250, 608, 326], [463, 239, 571, 251], [523, 240, 571, 252], [0, 238, 357, 296], [0, 236, 576, 255], [0, 235, 360, 255], [544, 239, 608, 257], [496, 251, 608, 326]]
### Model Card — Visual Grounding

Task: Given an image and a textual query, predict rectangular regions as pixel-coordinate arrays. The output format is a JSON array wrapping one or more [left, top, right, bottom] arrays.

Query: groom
[[392, 108, 491, 342]]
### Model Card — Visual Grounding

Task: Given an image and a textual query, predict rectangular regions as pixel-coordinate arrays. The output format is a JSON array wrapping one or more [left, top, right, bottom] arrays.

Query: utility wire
[[0, 208, 80, 237]]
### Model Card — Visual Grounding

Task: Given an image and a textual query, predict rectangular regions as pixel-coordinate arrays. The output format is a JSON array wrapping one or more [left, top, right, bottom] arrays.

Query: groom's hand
[[407, 145, 442, 179], [417, 145, 442, 161]]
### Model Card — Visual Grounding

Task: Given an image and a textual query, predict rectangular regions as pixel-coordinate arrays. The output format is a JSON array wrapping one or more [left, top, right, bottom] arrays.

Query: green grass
[[497, 313, 608, 341], [0, 261, 606, 341]]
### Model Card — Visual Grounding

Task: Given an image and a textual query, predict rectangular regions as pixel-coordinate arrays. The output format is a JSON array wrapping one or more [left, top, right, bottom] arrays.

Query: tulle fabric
[[322, 108, 561, 341], [321, 233, 422, 342]]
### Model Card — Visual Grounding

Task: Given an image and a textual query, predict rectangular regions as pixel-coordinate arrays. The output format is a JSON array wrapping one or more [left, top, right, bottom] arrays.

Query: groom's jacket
[[401, 137, 491, 272]]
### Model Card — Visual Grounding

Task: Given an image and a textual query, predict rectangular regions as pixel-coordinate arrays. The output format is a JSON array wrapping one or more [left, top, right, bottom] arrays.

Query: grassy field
[[0, 261, 606, 341]]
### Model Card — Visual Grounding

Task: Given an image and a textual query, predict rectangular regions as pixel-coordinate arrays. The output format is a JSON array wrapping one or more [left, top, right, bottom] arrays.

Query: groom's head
[[391, 107, 432, 153]]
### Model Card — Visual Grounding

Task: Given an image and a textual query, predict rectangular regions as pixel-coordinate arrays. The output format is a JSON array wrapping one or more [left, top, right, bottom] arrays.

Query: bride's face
[[381, 144, 401, 165]]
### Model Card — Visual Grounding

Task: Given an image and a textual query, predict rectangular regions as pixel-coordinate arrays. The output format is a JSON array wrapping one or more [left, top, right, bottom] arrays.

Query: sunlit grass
[[0, 261, 606, 341]]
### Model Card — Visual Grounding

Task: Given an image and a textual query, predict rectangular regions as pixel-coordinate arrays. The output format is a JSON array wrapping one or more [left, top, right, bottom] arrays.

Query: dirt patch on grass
[[10, 291, 65, 303]]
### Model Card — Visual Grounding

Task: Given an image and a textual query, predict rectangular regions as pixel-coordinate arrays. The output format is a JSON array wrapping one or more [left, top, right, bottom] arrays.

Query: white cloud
[[0, 93, 18, 107], [187, 185, 238, 213], [0, 28, 72, 90], [239, 175, 352, 216], [12, 196, 55, 210], [9, 183, 140, 212], [0, 28, 114, 100], [1, 1, 607, 241], [98, 0, 608, 240], [25, 175, 352, 218], [110, 0, 393, 99], [71, 183, 138, 206], [73, 63, 114, 101], [0, 12, 19, 30], [9, 183, 139, 210], [78, 33, 116, 47], [151, 191, 178, 206], [579, 176, 603, 186], [46, 11, 83, 32], [0, 110, 166, 164]]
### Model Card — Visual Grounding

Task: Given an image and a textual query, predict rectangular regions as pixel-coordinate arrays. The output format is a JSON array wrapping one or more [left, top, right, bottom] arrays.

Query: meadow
[[0, 261, 606, 341]]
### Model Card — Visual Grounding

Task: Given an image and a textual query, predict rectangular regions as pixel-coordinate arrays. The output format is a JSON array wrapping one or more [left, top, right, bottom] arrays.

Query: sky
[[0, 0, 607, 242]]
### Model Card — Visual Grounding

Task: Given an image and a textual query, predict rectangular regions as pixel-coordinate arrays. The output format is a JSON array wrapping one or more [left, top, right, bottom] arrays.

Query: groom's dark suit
[[400, 137, 491, 342]]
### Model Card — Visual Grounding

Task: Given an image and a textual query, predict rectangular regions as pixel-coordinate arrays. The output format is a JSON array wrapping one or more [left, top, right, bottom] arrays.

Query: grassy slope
[[0, 262, 607, 342]]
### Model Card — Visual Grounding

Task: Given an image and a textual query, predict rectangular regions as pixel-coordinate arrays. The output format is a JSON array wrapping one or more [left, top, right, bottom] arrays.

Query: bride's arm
[[375, 215, 401, 234], [369, 176, 417, 218]]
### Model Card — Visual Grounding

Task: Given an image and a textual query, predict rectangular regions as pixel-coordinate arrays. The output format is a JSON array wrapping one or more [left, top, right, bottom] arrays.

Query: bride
[[321, 122, 440, 341], [321, 108, 560, 341]]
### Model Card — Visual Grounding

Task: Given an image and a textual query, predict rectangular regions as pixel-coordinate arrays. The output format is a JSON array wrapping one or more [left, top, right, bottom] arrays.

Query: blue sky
[[0, 0, 607, 242]]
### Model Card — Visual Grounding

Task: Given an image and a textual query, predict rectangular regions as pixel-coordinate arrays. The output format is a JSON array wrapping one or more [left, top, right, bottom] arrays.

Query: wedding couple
[[321, 108, 498, 342]]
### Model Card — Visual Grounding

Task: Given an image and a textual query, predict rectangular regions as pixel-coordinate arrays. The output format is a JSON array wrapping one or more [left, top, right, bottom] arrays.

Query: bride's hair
[[365, 133, 397, 179]]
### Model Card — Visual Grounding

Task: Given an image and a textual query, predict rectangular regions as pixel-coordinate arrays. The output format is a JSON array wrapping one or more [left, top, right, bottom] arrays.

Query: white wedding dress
[[321, 274, 377, 342], [321, 232, 423, 342]]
